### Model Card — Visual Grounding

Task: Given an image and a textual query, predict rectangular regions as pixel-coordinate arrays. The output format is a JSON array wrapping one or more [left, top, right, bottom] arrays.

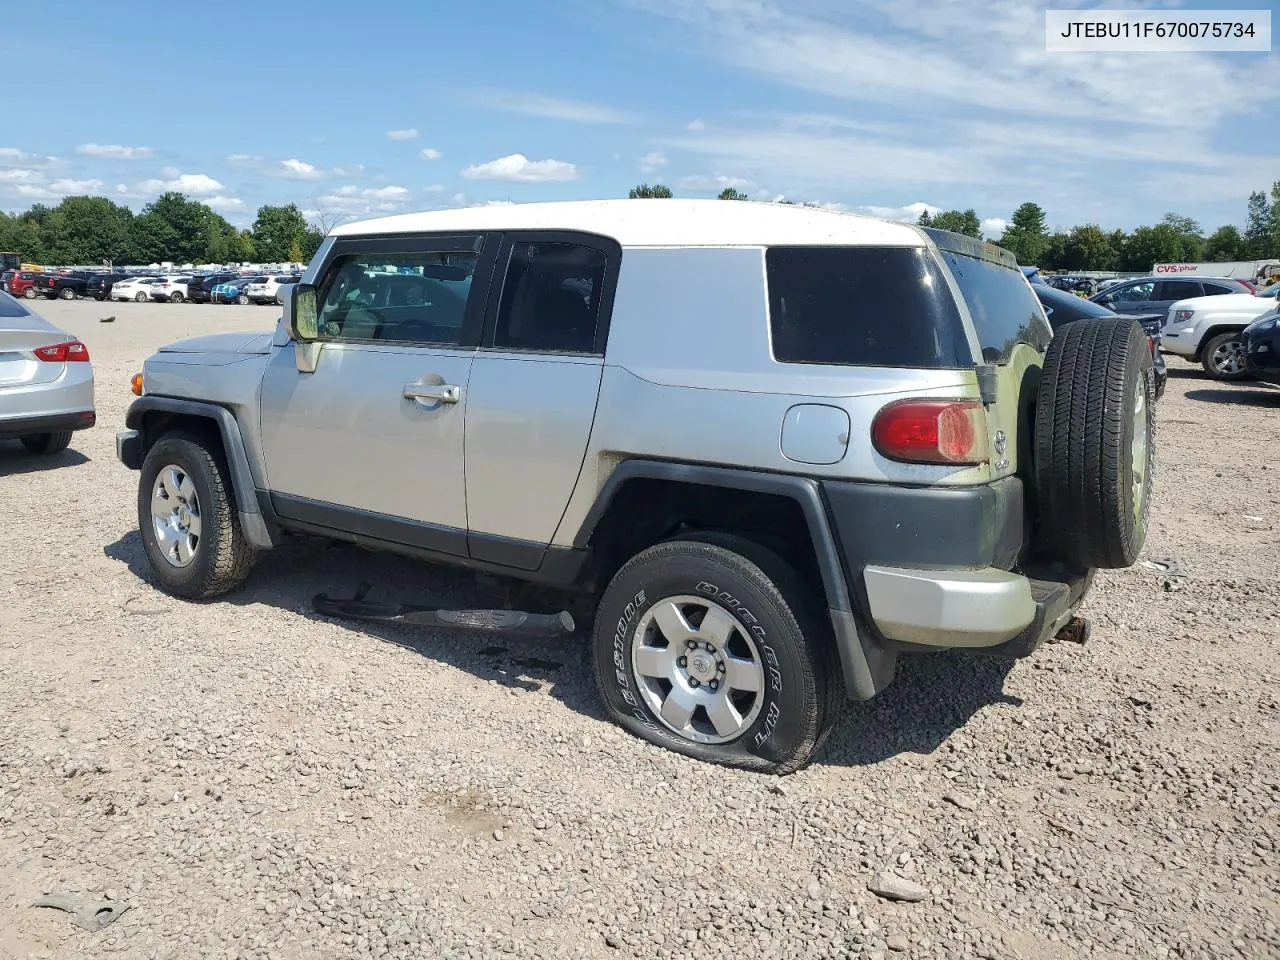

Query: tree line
[[630, 181, 1280, 271], [0, 193, 326, 266]]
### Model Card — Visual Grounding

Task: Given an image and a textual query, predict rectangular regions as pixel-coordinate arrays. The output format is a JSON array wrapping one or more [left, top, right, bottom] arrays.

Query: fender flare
[[572, 459, 895, 700], [124, 396, 276, 550]]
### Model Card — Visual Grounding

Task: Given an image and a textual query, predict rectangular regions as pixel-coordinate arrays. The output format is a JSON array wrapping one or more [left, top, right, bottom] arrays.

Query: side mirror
[[283, 283, 318, 341], [282, 283, 321, 374]]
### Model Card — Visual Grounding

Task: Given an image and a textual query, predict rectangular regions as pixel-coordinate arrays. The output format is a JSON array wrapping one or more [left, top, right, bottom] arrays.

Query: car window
[[316, 248, 480, 345], [491, 241, 606, 354], [1106, 281, 1155, 302], [939, 251, 1051, 364], [767, 246, 971, 368], [1200, 281, 1237, 296], [1157, 280, 1204, 301]]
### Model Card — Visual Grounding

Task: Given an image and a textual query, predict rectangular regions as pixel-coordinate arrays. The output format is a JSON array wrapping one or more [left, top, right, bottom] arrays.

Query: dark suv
[[186, 273, 241, 304], [1090, 276, 1252, 317], [85, 273, 127, 301]]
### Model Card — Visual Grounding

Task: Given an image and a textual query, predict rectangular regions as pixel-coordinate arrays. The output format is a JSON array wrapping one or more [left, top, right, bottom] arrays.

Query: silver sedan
[[0, 291, 95, 455]]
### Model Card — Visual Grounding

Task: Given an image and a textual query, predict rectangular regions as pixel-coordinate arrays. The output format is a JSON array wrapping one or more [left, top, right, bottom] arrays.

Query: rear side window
[[940, 252, 1051, 363], [766, 246, 971, 368], [0, 291, 28, 317], [492, 242, 606, 354], [1157, 280, 1203, 301]]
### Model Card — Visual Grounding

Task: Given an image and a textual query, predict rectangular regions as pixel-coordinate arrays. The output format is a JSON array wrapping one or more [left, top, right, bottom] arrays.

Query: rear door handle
[[403, 383, 461, 404]]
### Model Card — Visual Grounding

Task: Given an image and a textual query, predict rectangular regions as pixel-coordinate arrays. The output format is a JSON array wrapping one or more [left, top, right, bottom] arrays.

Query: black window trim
[[479, 230, 622, 357], [311, 232, 501, 350]]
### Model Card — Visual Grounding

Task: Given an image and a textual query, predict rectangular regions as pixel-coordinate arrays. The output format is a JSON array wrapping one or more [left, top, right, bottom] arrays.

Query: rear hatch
[[0, 300, 69, 389]]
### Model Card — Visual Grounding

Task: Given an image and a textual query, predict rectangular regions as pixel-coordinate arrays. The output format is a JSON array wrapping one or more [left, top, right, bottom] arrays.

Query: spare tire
[[1034, 317, 1154, 569]]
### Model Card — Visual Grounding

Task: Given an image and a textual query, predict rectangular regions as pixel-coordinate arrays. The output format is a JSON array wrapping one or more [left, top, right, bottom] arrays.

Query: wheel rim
[[136, 292, 146, 301], [1211, 339, 1243, 374], [1131, 378, 1150, 524], [631, 595, 766, 745], [150, 465, 202, 568]]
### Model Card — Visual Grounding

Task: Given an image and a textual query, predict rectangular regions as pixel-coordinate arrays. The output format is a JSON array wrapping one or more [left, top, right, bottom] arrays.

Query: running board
[[312, 582, 576, 638]]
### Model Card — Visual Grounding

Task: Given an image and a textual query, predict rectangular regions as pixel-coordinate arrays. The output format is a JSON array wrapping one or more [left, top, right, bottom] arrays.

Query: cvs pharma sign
[[1153, 263, 1201, 274]]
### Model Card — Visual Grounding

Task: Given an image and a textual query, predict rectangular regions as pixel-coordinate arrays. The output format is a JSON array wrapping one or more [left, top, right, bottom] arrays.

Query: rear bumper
[[0, 409, 95, 439]]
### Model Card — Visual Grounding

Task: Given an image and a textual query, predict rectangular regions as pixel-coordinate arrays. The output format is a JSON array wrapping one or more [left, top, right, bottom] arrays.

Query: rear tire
[[22, 287, 36, 299], [138, 433, 255, 599], [592, 533, 837, 775], [59, 287, 76, 300], [1034, 317, 1154, 570], [1200, 332, 1250, 381], [20, 432, 72, 455], [236, 294, 249, 305], [169, 291, 184, 304], [135, 292, 147, 302]]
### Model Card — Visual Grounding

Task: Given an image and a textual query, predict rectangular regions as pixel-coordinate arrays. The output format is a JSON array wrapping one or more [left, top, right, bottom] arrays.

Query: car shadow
[[1185, 387, 1280, 408], [103, 530, 1025, 769], [0, 442, 90, 475]]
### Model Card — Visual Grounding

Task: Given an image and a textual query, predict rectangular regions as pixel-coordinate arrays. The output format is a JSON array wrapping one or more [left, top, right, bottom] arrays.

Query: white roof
[[329, 199, 925, 248]]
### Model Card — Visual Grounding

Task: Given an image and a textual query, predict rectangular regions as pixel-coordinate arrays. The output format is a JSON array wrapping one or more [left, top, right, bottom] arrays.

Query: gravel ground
[[1, 299, 1278, 960]]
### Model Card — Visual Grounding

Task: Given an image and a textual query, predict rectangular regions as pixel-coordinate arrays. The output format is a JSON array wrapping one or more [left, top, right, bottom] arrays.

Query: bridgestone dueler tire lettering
[[138, 433, 255, 599], [591, 533, 838, 775], [1034, 317, 1155, 569]]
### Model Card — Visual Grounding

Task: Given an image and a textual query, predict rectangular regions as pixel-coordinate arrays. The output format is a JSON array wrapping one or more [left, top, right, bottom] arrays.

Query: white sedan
[[111, 277, 158, 302]]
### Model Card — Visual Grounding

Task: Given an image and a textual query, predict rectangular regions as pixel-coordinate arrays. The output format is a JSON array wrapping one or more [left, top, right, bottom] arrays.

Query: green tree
[[997, 202, 1048, 265], [1039, 232, 1069, 271], [1159, 212, 1205, 261], [928, 209, 982, 238], [627, 183, 673, 199], [1203, 225, 1245, 262], [0, 212, 46, 262], [1268, 181, 1280, 259], [251, 203, 310, 261], [39, 196, 134, 265], [1243, 190, 1270, 259], [717, 187, 749, 200], [128, 192, 231, 263], [916, 209, 933, 227], [1059, 224, 1116, 271], [300, 227, 325, 262], [228, 230, 256, 262]]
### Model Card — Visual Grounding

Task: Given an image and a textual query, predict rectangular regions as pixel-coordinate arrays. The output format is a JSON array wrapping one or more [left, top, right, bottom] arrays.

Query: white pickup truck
[[1162, 285, 1280, 379]]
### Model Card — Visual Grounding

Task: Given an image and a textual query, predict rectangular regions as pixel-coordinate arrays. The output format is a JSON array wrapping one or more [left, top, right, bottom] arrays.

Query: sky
[[1, 0, 1275, 238]]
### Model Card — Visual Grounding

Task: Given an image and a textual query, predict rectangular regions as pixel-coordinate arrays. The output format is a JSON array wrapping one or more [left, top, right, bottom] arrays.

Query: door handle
[[403, 383, 461, 404]]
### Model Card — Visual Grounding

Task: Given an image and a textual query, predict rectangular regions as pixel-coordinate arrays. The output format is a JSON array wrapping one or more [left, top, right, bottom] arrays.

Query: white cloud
[[206, 196, 246, 212], [0, 168, 40, 183], [484, 199, 515, 206], [678, 173, 756, 193], [332, 164, 365, 178], [364, 185, 410, 200], [855, 201, 941, 223], [638, 150, 667, 174], [686, 119, 706, 131], [279, 158, 323, 180], [461, 153, 579, 183], [387, 128, 419, 140], [75, 143, 153, 160], [316, 184, 414, 216], [226, 155, 326, 180], [423, 184, 445, 193], [139, 172, 225, 196], [981, 217, 1009, 237], [419, 148, 442, 160], [48, 178, 104, 193], [467, 89, 639, 124], [0, 148, 57, 167]]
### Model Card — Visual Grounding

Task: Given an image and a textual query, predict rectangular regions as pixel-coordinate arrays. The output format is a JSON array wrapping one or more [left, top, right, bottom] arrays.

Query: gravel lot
[[1, 299, 1278, 960]]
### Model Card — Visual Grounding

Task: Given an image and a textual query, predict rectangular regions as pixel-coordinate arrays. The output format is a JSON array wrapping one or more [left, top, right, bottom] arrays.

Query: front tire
[[592, 534, 837, 774], [1200, 332, 1250, 381], [169, 291, 184, 304], [236, 294, 249, 305], [135, 292, 147, 302], [59, 287, 77, 300], [22, 287, 36, 299], [20, 432, 72, 455], [138, 434, 255, 599]]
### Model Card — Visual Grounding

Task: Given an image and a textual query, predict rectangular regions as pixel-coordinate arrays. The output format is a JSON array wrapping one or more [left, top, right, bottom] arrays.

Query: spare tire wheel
[[1034, 317, 1154, 569]]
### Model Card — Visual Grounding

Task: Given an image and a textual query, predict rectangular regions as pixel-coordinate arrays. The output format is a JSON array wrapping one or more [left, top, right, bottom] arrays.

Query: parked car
[[6, 271, 41, 299], [1161, 285, 1280, 380], [34, 271, 94, 301], [210, 277, 260, 304], [1240, 310, 1280, 386], [1035, 284, 1166, 399], [111, 277, 159, 302], [115, 200, 1155, 773], [1090, 275, 1252, 318], [84, 273, 128, 301], [0, 289, 95, 455], [186, 273, 241, 304], [243, 274, 301, 305], [149, 275, 193, 303]]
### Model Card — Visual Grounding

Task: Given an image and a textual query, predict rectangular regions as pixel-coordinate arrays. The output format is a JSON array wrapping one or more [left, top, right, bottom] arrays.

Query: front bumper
[[116, 428, 142, 468]]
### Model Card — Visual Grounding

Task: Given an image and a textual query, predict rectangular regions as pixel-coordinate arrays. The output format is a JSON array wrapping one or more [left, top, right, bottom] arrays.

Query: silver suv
[[116, 200, 1156, 774]]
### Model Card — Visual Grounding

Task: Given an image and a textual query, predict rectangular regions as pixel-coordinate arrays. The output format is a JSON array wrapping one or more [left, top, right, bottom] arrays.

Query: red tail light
[[872, 399, 987, 465], [34, 340, 90, 362]]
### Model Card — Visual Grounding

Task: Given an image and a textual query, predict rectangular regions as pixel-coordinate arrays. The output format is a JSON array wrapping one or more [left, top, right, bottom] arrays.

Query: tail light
[[34, 340, 90, 362], [872, 399, 987, 465]]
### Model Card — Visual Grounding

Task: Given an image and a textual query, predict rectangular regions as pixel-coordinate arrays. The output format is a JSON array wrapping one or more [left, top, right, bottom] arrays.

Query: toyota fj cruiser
[[116, 200, 1155, 774]]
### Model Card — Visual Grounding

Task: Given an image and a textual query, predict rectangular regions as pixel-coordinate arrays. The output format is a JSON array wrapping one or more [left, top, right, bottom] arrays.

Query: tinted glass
[[492, 242, 606, 354], [767, 247, 969, 368], [317, 249, 479, 345], [1035, 284, 1117, 329], [1201, 281, 1237, 296], [940, 252, 1051, 363], [1158, 280, 1203, 301], [0, 291, 29, 317], [1107, 280, 1155, 302]]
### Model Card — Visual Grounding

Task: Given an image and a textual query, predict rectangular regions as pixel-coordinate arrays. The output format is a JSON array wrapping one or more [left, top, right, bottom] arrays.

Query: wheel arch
[[1193, 323, 1247, 361], [124, 396, 277, 549], [572, 459, 895, 700]]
